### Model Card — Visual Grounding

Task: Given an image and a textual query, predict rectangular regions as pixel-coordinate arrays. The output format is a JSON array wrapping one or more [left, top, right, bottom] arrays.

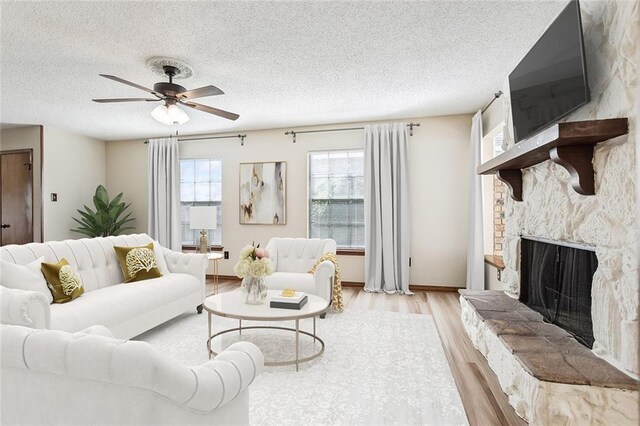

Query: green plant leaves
[[70, 185, 136, 237]]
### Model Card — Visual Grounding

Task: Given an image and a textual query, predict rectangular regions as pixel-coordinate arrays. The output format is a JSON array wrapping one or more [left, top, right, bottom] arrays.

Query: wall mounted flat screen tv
[[509, 0, 590, 143]]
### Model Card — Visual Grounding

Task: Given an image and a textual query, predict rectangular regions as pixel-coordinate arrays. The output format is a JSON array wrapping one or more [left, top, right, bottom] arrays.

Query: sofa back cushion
[[1, 324, 263, 417], [0, 257, 53, 303], [0, 234, 166, 293], [1, 324, 206, 408], [265, 238, 337, 273]]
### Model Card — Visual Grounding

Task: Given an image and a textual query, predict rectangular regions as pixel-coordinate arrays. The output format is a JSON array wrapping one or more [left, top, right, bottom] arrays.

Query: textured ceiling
[[1, 1, 567, 141]]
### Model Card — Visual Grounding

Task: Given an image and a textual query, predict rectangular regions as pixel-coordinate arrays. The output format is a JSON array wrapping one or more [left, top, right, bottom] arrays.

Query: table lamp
[[189, 206, 217, 253]]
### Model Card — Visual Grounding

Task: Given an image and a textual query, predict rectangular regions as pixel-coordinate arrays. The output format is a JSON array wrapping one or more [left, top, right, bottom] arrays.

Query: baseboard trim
[[207, 274, 241, 282], [208, 276, 461, 293], [410, 285, 462, 292], [341, 281, 461, 292], [340, 281, 366, 287]]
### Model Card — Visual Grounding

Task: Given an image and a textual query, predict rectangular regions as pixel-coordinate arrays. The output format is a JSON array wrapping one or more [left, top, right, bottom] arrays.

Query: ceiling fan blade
[[180, 101, 239, 121], [177, 85, 225, 100], [92, 98, 160, 103], [99, 74, 159, 95]]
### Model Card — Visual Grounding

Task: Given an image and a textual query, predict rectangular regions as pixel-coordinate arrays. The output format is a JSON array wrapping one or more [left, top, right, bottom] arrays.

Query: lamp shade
[[151, 104, 190, 125], [189, 206, 217, 230]]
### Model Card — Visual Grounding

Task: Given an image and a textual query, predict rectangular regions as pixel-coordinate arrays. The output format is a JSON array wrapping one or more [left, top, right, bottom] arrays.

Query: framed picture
[[239, 161, 286, 224]]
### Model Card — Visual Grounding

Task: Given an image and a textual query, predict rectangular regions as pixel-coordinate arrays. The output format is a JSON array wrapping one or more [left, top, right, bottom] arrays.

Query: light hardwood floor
[[208, 280, 525, 426]]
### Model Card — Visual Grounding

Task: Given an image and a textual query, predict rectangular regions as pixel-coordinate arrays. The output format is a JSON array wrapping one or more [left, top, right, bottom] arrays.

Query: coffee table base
[[207, 323, 325, 371]]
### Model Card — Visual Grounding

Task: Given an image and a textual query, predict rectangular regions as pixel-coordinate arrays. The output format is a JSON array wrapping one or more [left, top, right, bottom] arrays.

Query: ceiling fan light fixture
[[94, 68, 238, 122], [167, 104, 190, 124], [151, 103, 190, 125]]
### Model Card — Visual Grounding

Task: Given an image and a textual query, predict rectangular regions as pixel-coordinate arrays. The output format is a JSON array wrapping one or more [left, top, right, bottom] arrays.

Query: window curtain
[[148, 137, 181, 251], [466, 111, 485, 290], [364, 123, 412, 294]]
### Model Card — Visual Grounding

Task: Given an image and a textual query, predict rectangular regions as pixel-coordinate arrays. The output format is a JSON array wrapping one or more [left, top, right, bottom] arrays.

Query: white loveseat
[[1, 323, 263, 425], [0, 234, 207, 339], [264, 238, 337, 302]]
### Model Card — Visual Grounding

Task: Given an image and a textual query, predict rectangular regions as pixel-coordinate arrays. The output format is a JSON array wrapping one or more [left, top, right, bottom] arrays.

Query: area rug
[[136, 309, 468, 426]]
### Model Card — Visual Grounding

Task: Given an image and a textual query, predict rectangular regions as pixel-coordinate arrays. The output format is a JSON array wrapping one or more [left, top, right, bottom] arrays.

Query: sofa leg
[[196, 304, 203, 314], [320, 313, 326, 319]]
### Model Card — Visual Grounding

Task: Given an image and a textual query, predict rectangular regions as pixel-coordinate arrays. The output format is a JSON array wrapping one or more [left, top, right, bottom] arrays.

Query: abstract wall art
[[239, 161, 286, 224]]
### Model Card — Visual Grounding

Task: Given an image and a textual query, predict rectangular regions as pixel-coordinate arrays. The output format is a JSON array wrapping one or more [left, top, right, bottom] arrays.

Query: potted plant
[[71, 185, 135, 237]]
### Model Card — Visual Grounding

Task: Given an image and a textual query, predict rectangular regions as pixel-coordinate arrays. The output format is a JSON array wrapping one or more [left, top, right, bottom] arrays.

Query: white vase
[[241, 276, 268, 304]]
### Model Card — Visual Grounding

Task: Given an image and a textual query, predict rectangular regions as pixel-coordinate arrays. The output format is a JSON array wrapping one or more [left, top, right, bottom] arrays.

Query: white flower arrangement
[[233, 242, 273, 278]]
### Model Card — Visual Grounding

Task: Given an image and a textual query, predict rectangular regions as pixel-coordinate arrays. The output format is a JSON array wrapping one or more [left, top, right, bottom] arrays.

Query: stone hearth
[[460, 290, 639, 424]]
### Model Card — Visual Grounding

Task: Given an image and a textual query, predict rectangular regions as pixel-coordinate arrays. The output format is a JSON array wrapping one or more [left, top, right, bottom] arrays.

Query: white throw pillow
[[0, 257, 53, 304]]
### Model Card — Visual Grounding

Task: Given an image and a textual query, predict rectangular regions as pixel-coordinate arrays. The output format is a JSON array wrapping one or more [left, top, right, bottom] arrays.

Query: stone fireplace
[[499, 0, 638, 375], [460, 1, 638, 423]]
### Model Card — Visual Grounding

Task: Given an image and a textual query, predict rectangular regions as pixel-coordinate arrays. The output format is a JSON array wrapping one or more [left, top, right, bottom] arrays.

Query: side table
[[207, 252, 224, 294]]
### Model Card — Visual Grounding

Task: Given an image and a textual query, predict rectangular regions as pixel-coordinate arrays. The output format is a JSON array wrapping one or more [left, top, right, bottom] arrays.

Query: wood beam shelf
[[477, 118, 628, 201]]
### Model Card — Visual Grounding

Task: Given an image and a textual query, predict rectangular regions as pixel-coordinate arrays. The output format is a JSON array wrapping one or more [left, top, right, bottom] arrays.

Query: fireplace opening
[[520, 237, 598, 348]]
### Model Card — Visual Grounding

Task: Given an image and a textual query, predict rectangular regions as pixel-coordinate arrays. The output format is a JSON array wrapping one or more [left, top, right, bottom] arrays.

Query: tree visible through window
[[180, 159, 222, 247], [308, 150, 364, 248]]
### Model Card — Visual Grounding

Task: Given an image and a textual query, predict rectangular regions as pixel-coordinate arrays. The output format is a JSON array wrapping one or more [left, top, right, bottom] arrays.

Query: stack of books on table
[[270, 291, 308, 310]]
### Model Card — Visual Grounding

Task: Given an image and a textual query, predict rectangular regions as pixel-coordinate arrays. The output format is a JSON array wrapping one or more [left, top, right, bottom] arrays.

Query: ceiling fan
[[92, 65, 239, 125]]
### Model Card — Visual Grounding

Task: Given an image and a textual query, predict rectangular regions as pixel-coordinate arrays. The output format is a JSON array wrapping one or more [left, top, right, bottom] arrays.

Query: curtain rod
[[284, 122, 421, 143], [143, 121, 421, 146], [144, 134, 247, 146], [481, 91, 503, 114]]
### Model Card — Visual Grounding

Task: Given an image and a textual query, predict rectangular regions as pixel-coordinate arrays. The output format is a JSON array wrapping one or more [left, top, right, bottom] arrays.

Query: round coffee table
[[204, 289, 329, 371]]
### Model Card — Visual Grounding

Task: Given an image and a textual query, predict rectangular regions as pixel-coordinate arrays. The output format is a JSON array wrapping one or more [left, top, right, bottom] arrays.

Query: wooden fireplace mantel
[[477, 118, 629, 201]]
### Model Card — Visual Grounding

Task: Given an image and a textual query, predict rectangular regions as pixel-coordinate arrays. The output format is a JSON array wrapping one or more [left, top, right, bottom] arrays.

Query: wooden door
[[0, 150, 33, 245]]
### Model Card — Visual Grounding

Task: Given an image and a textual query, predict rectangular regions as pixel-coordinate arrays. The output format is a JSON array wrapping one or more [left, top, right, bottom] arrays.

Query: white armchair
[[1, 324, 263, 425], [264, 238, 337, 303]]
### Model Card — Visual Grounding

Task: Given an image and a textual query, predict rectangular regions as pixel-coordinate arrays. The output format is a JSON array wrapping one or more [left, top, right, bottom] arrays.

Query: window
[[180, 159, 222, 247], [308, 150, 364, 249], [493, 132, 505, 155]]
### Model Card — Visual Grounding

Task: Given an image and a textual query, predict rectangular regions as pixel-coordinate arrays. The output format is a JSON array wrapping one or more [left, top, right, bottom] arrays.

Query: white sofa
[[1, 323, 263, 425], [264, 238, 337, 303], [0, 233, 207, 339]]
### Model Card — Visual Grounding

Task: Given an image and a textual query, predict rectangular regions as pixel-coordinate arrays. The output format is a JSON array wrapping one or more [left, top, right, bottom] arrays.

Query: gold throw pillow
[[114, 243, 162, 283], [41, 258, 85, 303]]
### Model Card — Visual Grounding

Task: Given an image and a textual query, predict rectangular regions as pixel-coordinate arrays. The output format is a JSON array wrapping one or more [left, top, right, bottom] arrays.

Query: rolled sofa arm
[[162, 249, 208, 287], [313, 260, 336, 302], [187, 341, 264, 412], [0, 286, 50, 329], [264, 239, 277, 271]]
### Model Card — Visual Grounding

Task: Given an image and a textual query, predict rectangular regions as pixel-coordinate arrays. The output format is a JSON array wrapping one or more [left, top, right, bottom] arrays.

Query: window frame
[[179, 158, 223, 251], [307, 149, 365, 253]]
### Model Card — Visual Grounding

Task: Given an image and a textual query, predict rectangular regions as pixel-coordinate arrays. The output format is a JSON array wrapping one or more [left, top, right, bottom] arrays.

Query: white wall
[[407, 115, 471, 286], [484, 263, 501, 291], [105, 138, 148, 235], [481, 95, 505, 138], [106, 114, 471, 287], [42, 126, 106, 241], [0, 125, 43, 242]]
